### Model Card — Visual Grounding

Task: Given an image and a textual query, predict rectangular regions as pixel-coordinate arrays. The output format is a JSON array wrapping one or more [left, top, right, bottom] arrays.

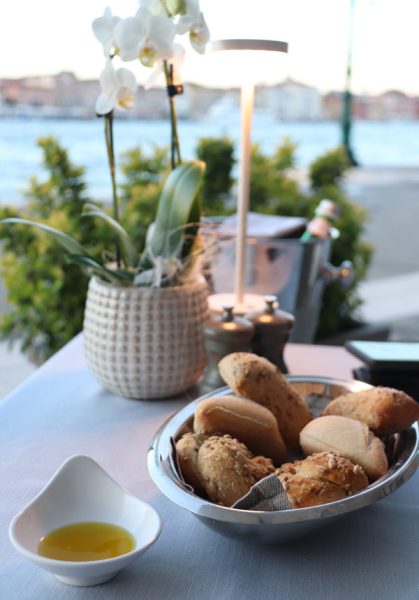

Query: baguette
[[218, 352, 311, 450], [322, 386, 419, 434], [299, 415, 388, 480], [194, 395, 287, 465]]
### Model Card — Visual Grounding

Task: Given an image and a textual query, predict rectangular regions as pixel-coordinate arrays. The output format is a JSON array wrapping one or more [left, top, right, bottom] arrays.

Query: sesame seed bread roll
[[218, 352, 311, 450], [275, 452, 369, 509], [322, 386, 419, 434], [299, 415, 388, 480], [198, 435, 274, 506], [193, 395, 287, 465]]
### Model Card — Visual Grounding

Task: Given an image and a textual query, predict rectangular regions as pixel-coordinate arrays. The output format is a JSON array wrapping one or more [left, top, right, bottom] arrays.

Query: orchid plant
[[1, 0, 210, 288], [93, 0, 209, 168]]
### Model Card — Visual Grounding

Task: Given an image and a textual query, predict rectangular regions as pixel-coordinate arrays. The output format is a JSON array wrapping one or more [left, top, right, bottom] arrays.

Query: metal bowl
[[148, 376, 418, 543]]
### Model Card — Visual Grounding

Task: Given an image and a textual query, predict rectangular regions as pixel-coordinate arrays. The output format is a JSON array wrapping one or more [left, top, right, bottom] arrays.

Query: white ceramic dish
[[9, 455, 161, 586]]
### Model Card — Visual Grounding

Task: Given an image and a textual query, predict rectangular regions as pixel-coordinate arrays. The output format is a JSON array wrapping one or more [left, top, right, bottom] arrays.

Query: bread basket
[[147, 376, 418, 543]]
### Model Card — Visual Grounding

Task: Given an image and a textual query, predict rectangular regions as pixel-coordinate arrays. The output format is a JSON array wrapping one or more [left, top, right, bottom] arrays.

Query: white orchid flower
[[92, 7, 121, 57], [189, 12, 209, 54], [115, 10, 175, 66], [144, 43, 185, 89], [95, 60, 137, 115], [176, 0, 200, 34], [139, 14, 176, 66], [139, 0, 166, 16], [114, 7, 151, 62], [176, 0, 209, 54]]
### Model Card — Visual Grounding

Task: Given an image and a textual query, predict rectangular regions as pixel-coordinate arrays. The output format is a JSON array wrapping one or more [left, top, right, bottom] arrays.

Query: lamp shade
[[210, 39, 288, 53]]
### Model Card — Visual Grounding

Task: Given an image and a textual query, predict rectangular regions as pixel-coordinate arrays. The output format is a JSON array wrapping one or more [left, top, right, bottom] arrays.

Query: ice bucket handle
[[320, 260, 353, 288]]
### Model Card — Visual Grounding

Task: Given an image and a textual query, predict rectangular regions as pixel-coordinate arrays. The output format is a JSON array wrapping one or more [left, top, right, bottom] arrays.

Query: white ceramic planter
[[83, 276, 209, 399]]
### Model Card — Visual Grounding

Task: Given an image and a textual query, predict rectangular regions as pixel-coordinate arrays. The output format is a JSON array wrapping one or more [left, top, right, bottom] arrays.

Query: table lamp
[[207, 39, 288, 314]]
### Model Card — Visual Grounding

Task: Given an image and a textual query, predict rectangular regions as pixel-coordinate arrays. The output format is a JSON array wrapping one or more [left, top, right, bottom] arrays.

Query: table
[[1, 335, 418, 600]]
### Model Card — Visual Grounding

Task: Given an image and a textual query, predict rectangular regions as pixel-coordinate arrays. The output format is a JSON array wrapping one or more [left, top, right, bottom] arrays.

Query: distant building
[[260, 79, 323, 121], [0, 77, 55, 108], [322, 90, 417, 122], [185, 83, 230, 119], [322, 91, 343, 121], [412, 97, 419, 119], [1, 72, 418, 122], [376, 90, 415, 120]]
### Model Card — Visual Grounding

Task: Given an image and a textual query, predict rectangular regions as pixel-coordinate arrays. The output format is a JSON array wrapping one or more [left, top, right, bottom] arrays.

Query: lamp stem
[[234, 81, 254, 308]]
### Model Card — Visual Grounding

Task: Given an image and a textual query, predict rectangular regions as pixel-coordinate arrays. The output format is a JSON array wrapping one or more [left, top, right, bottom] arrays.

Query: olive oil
[[37, 522, 136, 562]]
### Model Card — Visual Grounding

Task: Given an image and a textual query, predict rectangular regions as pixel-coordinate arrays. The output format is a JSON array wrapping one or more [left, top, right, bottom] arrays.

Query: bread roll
[[218, 352, 311, 450], [322, 386, 419, 434], [193, 395, 287, 465], [198, 435, 274, 506], [175, 433, 208, 491], [275, 451, 369, 508], [299, 415, 388, 480]]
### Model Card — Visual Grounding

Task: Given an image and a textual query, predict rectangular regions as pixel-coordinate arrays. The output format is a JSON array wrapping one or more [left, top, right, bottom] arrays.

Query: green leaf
[[1, 218, 89, 256], [180, 193, 201, 261], [144, 160, 204, 265], [66, 255, 132, 284], [82, 203, 139, 268]]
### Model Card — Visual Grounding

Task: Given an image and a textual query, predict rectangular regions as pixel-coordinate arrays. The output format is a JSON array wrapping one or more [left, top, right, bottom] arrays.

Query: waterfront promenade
[[346, 167, 419, 340], [1, 166, 419, 398]]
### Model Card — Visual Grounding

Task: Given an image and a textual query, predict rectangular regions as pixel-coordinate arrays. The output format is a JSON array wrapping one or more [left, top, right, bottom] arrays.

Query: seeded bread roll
[[299, 415, 388, 480], [193, 395, 287, 465], [218, 352, 311, 450], [322, 386, 419, 434], [175, 433, 208, 492], [198, 435, 275, 506], [275, 451, 369, 508]]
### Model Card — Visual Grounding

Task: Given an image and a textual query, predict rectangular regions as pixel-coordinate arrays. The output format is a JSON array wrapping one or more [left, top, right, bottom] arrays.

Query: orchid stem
[[104, 111, 121, 268], [163, 61, 182, 170]]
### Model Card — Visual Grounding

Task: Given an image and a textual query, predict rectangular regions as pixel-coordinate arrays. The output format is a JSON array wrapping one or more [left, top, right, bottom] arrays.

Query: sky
[[1, 0, 418, 95]]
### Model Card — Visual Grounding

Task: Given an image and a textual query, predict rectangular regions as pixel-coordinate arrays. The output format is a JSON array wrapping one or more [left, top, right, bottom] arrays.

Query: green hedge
[[0, 137, 372, 361]]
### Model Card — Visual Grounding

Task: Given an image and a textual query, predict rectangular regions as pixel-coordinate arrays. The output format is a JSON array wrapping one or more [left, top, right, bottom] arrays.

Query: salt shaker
[[245, 295, 294, 373], [199, 305, 254, 392]]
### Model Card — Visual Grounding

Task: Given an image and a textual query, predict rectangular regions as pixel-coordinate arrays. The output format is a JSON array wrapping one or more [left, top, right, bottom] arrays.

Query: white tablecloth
[[1, 335, 418, 599]]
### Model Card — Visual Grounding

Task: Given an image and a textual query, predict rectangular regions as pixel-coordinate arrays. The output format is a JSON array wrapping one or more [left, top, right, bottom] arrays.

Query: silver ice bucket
[[209, 236, 352, 343]]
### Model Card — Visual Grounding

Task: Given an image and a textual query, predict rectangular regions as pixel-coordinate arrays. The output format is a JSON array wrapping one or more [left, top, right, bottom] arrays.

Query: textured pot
[[83, 276, 209, 399]]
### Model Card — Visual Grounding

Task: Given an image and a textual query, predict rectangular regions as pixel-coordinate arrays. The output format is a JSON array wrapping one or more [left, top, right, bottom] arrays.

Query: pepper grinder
[[199, 305, 254, 393], [245, 295, 294, 373]]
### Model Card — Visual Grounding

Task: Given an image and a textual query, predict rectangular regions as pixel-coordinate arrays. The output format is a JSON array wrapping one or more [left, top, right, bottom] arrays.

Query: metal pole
[[234, 81, 254, 308], [342, 0, 359, 166]]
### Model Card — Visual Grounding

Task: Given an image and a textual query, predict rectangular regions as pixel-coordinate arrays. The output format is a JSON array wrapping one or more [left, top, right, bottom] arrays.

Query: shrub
[[247, 140, 372, 338], [309, 146, 349, 189], [249, 139, 311, 218], [0, 135, 372, 361], [0, 137, 115, 362], [196, 136, 235, 215]]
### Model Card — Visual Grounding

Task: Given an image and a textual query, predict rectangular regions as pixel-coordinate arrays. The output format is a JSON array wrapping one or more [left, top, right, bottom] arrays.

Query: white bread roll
[[194, 395, 287, 465], [175, 433, 208, 492], [299, 415, 388, 480], [322, 386, 419, 434]]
